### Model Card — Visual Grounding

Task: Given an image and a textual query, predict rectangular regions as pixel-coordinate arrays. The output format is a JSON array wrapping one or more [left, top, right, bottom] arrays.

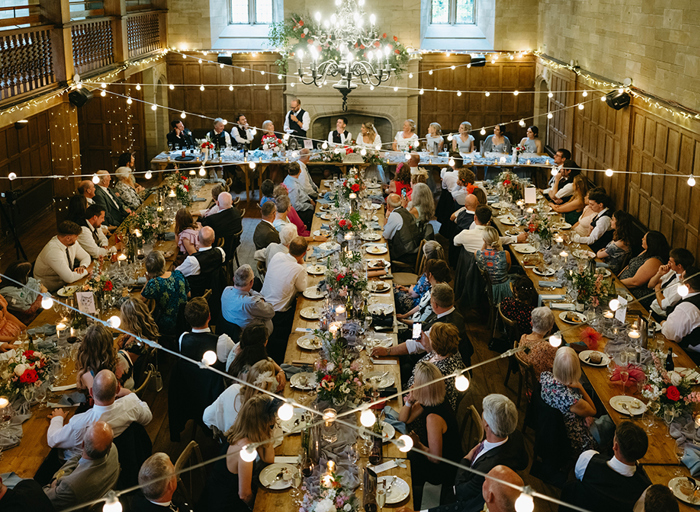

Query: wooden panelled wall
[[418, 55, 536, 145], [165, 54, 284, 140], [0, 112, 52, 196], [544, 64, 700, 257], [77, 73, 147, 172]]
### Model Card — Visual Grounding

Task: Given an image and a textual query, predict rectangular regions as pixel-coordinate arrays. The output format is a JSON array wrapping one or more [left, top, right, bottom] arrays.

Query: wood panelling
[[545, 69, 575, 154], [166, 54, 284, 137], [0, 110, 52, 196], [418, 55, 536, 145]]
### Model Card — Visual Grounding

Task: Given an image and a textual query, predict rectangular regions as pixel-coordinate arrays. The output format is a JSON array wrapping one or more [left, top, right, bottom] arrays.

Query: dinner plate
[[532, 267, 556, 277], [615, 289, 634, 302], [365, 333, 393, 348], [57, 285, 79, 297], [366, 244, 388, 255], [554, 222, 572, 230], [319, 242, 340, 252], [505, 229, 521, 236], [360, 421, 396, 443], [559, 311, 587, 325], [300, 307, 321, 320], [280, 409, 305, 433], [372, 215, 379, 221], [370, 203, 382, 210], [322, 180, 333, 187], [513, 244, 537, 254], [595, 268, 612, 278], [297, 334, 323, 350], [306, 264, 327, 275], [313, 229, 330, 237], [675, 367, 700, 385], [361, 232, 382, 242], [303, 286, 326, 300], [367, 259, 390, 271], [368, 303, 394, 315], [290, 372, 317, 390], [368, 281, 391, 293], [668, 477, 700, 505], [573, 249, 596, 259], [609, 395, 646, 416], [579, 350, 610, 367], [259, 463, 296, 490], [364, 370, 395, 389], [320, 213, 332, 220], [378, 476, 411, 504], [497, 215, 517, 226], [491, 202, 510, 209]]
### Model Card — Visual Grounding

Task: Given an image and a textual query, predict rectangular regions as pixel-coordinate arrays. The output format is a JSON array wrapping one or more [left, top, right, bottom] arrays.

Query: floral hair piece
[[253, 370, 277, 390]]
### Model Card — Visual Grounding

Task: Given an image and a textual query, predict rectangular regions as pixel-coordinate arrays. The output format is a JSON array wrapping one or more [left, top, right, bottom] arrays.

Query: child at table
[[260, 179, 275, 206]]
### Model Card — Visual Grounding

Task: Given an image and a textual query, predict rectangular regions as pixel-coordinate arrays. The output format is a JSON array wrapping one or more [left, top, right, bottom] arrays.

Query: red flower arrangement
[[201, 141, 214, 150], [19, 369, 38, 384], [580, 326, 602, 350], [103, 280, 113, 292]]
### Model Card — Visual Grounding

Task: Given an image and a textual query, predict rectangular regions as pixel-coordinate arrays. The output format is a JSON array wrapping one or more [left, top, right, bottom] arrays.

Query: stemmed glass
[[664, 408, 675, 437], [675, 444, 686, 476], [619, 367, 629, 396], [376, 483, 387, 512], [291, 465, 303, 506], [645, 402, 660, 433]]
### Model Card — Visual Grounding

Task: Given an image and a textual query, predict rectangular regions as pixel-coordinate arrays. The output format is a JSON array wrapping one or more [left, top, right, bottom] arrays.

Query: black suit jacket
[[254, 220, 280, 250], [124, 493, 193, 512], [94, 185, 128, 227], [424, 309, 474, 365], [200, 207, 243, 260], [1, 479, 55, 512]]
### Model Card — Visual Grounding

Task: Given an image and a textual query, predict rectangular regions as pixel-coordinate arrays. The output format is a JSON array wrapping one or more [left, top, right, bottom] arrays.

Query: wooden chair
[[134, 363, 155, 397], [456, 399, 484, 454], [393, 239, 428, 287], [479, 267, 496, 335], [174, 441, 206, 506], [514, 349, 538, 409], [257, 260, 267, 283], [499, 303, 522, 386], [230, 227, 244, 269]]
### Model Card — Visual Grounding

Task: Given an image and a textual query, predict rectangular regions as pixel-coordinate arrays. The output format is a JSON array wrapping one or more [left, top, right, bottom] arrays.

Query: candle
[[259, 157, 262, 163], [499, 156, 507, 164], [0, 396, 8, 409], [336, 305, 346, 318], [526, 159, 531, 165], [429, 159, 432, 164], [327, 460, 336, 472], [244, 156, 247, 162], [555, 236, 564, 244], [321, 474, 334, 487], [629, 329, 640, 339], [70, 327, 75, 337], [559, 251, 568, 259], [526, 207, 534, 214], [344, 233, 353, 241], [349, 192, 357, 200], [329, 323, 339, 334], [604, 310, 614, 319], [545, 159, 550, 165]]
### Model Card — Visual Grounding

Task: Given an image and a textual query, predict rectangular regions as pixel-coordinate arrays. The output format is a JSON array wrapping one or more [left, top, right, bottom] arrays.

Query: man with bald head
[[384, 192, 422, 265], [200, 191, 243, 261], [77, 179, 96, 205], [44, 421, 120, 510], [47, 369, 152, 460], [451, 193, 479, 231], [93, 170, 131, 227]]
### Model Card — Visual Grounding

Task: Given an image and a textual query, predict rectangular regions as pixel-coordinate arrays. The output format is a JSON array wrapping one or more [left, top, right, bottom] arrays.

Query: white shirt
[[328, 130, 352, 145], [178, 327, 235, 363], [575, 450, 636, 480], [298, 161, 319, 198], [175, 246, 226, 277], [200, 203, 220, 218], [573, 209, 612, 245], [472, 437, 508, 464], [231, 126, 255, 145], [203, 383, 242, 433], [451, 187, 469, 206], [47, 393, 152, 460], [34, 236, 92, 292], [441, 169, 460, 192], [284, 109, 311, 133], [254, 242, 289, 267], [453, 225, 517, 253], [273, 217, 293, 232], [261, 252, 308, 311], [77, 224, 114, 258], [651, 271, 683, 317], [283, 174, 314, 212], [545, 168, 575, 200], [383, 208, 405, 240], [394, 131, 419, 151], [662, 292, 700, 348], [357, 134, 382, 149]]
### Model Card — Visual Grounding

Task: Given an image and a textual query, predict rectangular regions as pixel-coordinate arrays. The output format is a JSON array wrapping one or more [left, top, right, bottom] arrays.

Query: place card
[[372, 359, 398, 365], [75, 292, 96, 315], [615, 295, 628, 323], [550, 302, 576, 310], [524, 187, 537, 204], [274, 456, 299, 464], [50, 383, 77, 392], [304, 139, 314, 149], [295, 327, 313, 333]]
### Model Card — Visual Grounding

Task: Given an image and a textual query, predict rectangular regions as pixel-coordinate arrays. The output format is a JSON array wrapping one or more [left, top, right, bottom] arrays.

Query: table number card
[[75, 291, 97, 315], [614, 295, 628, 324], [304, 139, 314, 149], [524, 187, 537, 204]]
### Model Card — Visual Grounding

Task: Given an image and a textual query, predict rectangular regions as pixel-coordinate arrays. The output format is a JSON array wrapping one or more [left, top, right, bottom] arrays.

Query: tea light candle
[[56, 322, 66, 337], [0, 396, 8, 410], [526, 159, 531, 165], [516, 200, 525, 207], [526, 207, 534, 214], [629, 329, 640, 339], [499, 156, 507, 164], [321, 474, 334, 487], [285, 157, 289, 163], [244, 156, 248, 162], [555, 236, 564, 244], [329, 323, 339, 335], [349, 193, 357, 200], [429, 159, 432, 165], [545, 159, 550, 165], [604, 310, 614, 319], [560, 251, 568, 259], [344, 233, 353, 241], [327, 460, 336, 472], [70, 327, 75, 337], [335, 305, 346, 317], [259, 157, 262, 163]]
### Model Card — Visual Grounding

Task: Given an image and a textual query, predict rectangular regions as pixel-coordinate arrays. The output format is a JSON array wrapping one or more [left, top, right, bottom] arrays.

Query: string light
[[200, 85, 205, 91], [480, 128, 486, 135], [360, 408, 375, 427], [515, 488, 535, 512], [396, 434, 413, 452], [169, 84, 174, 90], [547, 112, 553, 119], [8, 172, 16, 181], [578, 103, 584, 110], [518, 119, 526, 127], [609, 298, 620, 311], [419, 89, 424, 95], [689, 176, 696, 187], [144, 171, 152, 180], [457, 91, 462, 96], [108, 316, 121, 328], [229, 85, 234, 91], [92, 174, 100, 184], [278, 400, 294, 421], [199, 167, 206, 176], [455, 372, 470, 391], [549, 333, 562, 348], [202, 350, 217, 366], [428, 70, 433, 75], [582, 90, 588, 97], [103, 492, 122, 512], [601, 95, 607, 101], [513, 90, 519, 96], [485, 91, 490, 97], [548, 92, 553, 98], [180, 111, 186, 119], [135, 84, 141, 90], [100, 90, 106, 97], [127, 97, 132, 104], [151, 104, 157, 111], [41, 295, 53, 309], [679, 284, 690, 297], [240, 444, 257, 462], [408, 73, 413, 79]]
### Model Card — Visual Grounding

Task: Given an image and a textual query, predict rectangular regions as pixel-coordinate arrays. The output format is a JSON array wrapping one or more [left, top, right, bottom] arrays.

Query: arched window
[[430, 0, 475, 25]]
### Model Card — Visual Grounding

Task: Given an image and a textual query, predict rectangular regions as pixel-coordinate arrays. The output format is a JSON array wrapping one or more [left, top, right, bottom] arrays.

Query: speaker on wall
[[69, 88, 93, 107], [605, 90, 630, 110]]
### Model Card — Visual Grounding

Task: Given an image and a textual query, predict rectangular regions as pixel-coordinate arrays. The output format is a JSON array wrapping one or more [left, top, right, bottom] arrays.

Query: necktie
[[66, 248, 73, 270], [471, 441, 485, 463], [662, 273, 678, 290], [91, 225, 100, 245]]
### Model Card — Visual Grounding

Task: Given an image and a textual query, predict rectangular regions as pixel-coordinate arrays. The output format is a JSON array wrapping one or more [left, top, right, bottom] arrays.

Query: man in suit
[[450, 193, 478, 232], [123, 453, 192, 512], [254, 201, 280, 250], [43, 421, 120, 510], [453, 394, 528, 511], [0, 474, 54, 511], [199, 192, 243, 262], [94, 170, 131, 228]]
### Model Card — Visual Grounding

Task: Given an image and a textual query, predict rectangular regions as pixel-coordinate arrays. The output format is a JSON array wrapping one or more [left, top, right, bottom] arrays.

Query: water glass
[[664, 408, 675, 437]]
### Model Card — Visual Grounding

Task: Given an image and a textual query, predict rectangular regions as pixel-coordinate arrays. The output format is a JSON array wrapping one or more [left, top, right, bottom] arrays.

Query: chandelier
[[294, 0, 395, 111]]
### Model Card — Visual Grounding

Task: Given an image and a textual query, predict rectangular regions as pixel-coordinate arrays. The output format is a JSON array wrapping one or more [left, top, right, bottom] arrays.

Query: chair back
[[478, 267, 496, 332], [422, 222, 435, 241], [453, 247, 486, 310], [257, 260, 267, 282], [217, 316, 243, 343], [456, 401, 483, 454], [174, 441, 206, 505], [113, 422, 153, 490], [134, 363, 155, 397]]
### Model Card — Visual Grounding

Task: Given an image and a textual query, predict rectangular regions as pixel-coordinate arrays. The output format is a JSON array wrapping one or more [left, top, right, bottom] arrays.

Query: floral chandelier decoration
[[269, 0, 409, 111]]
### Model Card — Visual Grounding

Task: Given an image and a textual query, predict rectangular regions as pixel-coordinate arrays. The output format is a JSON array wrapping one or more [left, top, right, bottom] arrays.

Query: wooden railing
[[71, 18, 114, 75], [0, 4, 43, 29], [69, 0, 105, 20], [0, 25, 55, 101], [126, 11, 162, 58], [125, 0, 154, 11]]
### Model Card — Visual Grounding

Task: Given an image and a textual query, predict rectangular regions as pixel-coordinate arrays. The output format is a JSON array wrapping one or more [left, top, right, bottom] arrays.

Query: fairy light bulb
[[548, 92, 553, 98], [428, 70, 433, 75], [551, 168, 559, 177], [582, 90, 588, 97], [127, 97, 132, 105], [107, 316, 121, 328], [265, 84, 269, 90], [609, 298, 621, 311], [455, 372, 470, 391], [145, 171, 152, 180], [229, 85, 234, 91], [480, 128, 486, 136], [151, 104, 157, 111], [451, 65, 456, 70], [360, 408, 376, 427], [180, 111, 186, 119], [278, 401, 294, 421], [199, 167, 206, 176], [393, 87, 398, 92], [41, 295, 53, 309], [515, 489, 535, 512], [396, 434, 413, 452], [322, 142, 329, 150], [359, 148, 367, 157], [135, 84, 141, 90], [519, 119, 526, 127], [678, 284, 689, 298], [202, 350, 217, 366], [419, 89, 424, 95], [220, 63, 225, 69], [249, 162, 256, 169], [606, 169, 613, 177], [101, 83, 106, 88], [8, 172, 16, 181], [549, 333, 562, 348], [200, 85, 205, 91], [278, 74, 282, 80], [689, 175, 696, 187], [513, 90, 519, 96], [240, 444, 257, 462], [457, 91, 462, 96], [448, 157, 455, 167], [169, 84, 174, 90], [408, 73, 413, 79], [404, 153, 411, 161], [189, 169, 196, 175], [198, 58, 202, 63], [485, 91, 490, 97], [447, 134, 453, 142], [283, 133, 290, 141], [103, 493, 122, 512], [100, 90, 106, 97], [547, 112, 553, 119], [92, 174, 100, 184], [578, 103, 584, 110]]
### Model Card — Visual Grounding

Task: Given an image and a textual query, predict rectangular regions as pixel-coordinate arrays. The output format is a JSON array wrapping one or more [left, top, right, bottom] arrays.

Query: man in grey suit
[[44, 420, 120, 510], [94, 170, 131, 228]]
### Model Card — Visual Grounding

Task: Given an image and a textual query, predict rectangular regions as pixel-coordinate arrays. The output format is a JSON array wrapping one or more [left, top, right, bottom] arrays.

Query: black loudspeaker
[[217, 54, 232, 65], [469, 55, 486, 67], [605, 90, 631, 110], [68, 88, 93, 107]]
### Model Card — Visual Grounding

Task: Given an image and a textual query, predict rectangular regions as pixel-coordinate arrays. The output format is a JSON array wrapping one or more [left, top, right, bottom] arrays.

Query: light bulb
[[451, 65, 456, 70], [578, 103, 584, 110], [606, 169, 613, 177], [240, 444, 257, 462], [315, 11, 321, 21], [198, 58, 202, 63], [229, 85, 234, 91], [278, 74, 282, 80], [609, 298, 620, 311], [689, 176, 696, 187], [369, 13, 375, 24], [551, 168, 558, 177], [265, 84, 269, 90], [455, 372, 470, 391], [100, 90, 106, 97], [189, 169, 196, 175], [678, 284, 689, 297], [8, 172, 16, 181], [548, 333, 562, 348], [404, 153, 411, 160], [513, 90, 519, 96], [169, 84, 174, 90], [145, 171, 152, 180], [548, 92, 553, 98], [249, 162, 256, 169], [547, 112, 553, 119], [360, 148, 367, 156], [448, 158, 455, 167], [419, 89, 424, 95], [485, 91, 490, 97], [428, 70, 433, 75], [92, 174, 100, 184], [107, 315, 121, 328], [322, 142, 329, 150], [103, 494, 122, 512], [101, 83, 106, 89], [278, 401, 294, 421], [252, 128, 257, 135], [360, 408, 376, 427], [202, 350, 217, 366], [222, 119, 227, 125], [283, 133, 290, 140], [447, 134, 453, 142], [393, 87, 398, 92], [396, 434, 413, 452], [519, 119, 526, 127], [514, 490, 534, 512], [457, 91, 462, 96], [480, 128, 486, 136], [135, 84, 141, 90], [582, 90, 588, 97], [199, 167, 206, 176], [127, 97, 132, 104], [151, 104, 157, 111], [200, 85, 205, 91], [41, 295, 53, 309], [181, 111, 186, 119], [408, 73, 413, 79]]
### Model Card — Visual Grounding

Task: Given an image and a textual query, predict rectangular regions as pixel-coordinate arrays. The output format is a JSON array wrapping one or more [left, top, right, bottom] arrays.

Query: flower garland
[[314, 333, 365, 406], [0, 349, 50, 398], [567, 267, 616, 308], [642, 354, 700, 416], [300, 470, 361, 512]]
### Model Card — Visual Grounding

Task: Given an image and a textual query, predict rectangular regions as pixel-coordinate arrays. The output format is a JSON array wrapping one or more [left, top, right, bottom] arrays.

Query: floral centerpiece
[[527, 211, 554, 246], [300, 468, 361, 512], [642, 354, 700, 417], [314, 332, 365, 407], [568, 267, 616, 308], [261, 133, 287, 153], [163, 171, 192, 207], [0, 349, 50, 400], [361, 150, 386, 168], [329, 212, 366, 240], [121, 206, 162, 243], [324, 251, 367, 295], [339, 171, 364, 201], [495, 170, 523, 201], [200, 141, 214, 153]]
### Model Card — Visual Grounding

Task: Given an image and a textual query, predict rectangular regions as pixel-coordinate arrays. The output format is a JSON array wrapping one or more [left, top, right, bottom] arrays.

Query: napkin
[[550, 302, 575, 310], [274, 456, 299, 464], [50, 383, 77, 392], [372, 359, 397, 365], [57, 391, 87, 407], [538, 280, 563, 288], [382, 406, 407, 435], [295, 327, 313, 333], [540, 294, 566, 301], [281, 364, 305, 379], [369, 458, 407, 474], [681, 448, 700, 477]]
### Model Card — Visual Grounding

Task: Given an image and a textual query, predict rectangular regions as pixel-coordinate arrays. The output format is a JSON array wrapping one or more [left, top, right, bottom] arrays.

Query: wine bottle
[[665, 348, 675, 372]]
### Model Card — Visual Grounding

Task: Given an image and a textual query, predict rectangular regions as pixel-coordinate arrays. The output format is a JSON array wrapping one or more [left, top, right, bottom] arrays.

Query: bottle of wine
[[665, 348, 675, 372]]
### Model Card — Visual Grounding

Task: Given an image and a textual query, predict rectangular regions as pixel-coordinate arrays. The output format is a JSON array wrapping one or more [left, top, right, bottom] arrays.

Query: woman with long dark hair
[[226, 324, 285, 391], [619, 230, 670, 308], [596, 210, 634, 274]]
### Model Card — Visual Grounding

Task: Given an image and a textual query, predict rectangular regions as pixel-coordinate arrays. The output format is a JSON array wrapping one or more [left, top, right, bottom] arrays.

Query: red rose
[[183, 185, 189, 191], [23, 350, 35, 359], [346, 147, 353, 154], [104, 281, 113, 292], [347, 222, 352, 228], [343, 181, 348, 186], [394, 49, 400, 54], [503, 179, 511, 185], [299, 20, 304, 26], [528, 223, 535, 232], [667, 386, 681, 401], [301, 33, 306, 38], [322, 374, 331, 381], [19, 368, 38, 384], [360, 44, 365, 49], [382, 33, 387, 38], [336, 274, 344, 282], [181, 175, 187, 180], [339, 219, 346, 227], [393, 36, 398, 42], [374, 41, 381, 48], [351, 183, 360, 192]]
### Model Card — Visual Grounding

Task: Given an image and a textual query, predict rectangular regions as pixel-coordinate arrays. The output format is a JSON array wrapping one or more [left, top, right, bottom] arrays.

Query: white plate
[[57, 285, 79, 297], [303, 286, 326, 300], [497, 215, 517, 226], [297, 334, 323, 350], [319, 242, 340, 252], [370, 203, 382, 210], [668, 477, 700, 505], [675, 367, 700, 385], [300, 307, 321, 320], [361, 232, 382, 242], [533, 267, 555, 277], [364, 370, 395, 389], [559, 311, 587, 325], [320, 213, 332, 220], [259, 463, 296, 490], [368, 303, 394, 315], [365, 333, 393, 348], [367, 259, 390, 271], [290, 372, 317, 390], [306, 264, 327, 275], [322, 180, 332, 187], [554, 222, 572, 230], [280, 409, 305, 433], [573, 249, 596, 259], [595, 268, 612, 278], [378, 476, 410, 504], [513, 244, 537, 254], [313, 229, 330, 237], [491, 202, 509, 209], [366, 244, 388, 255], [609, 395, 647, 416], [368, 281, 391, 293], [505, 229, 521, 236], [372, 215, 379, 221], [579, 350, 610, 367], [360, 421, 396, 443]]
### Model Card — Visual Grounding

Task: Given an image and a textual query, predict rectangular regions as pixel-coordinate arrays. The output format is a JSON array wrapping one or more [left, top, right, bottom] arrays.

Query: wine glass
[[664, 408, 675, 437], [377, 485, 387, 512], [291, 467, 303, 505], [645, 402, 660, 433], [619, 368, 629, 396]]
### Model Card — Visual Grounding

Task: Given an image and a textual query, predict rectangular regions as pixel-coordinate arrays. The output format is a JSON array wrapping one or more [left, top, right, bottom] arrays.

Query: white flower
[[326, 362, 335, 372], [315, 499, 336, 512], [13, 363, 27, 376], [344, 505, 352, 511], [669, 371, 682, 386]]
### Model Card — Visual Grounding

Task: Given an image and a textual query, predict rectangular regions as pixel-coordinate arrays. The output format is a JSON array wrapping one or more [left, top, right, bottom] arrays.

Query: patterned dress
[[518, 336, 557, 380], [499, 297, 533, 334], [407, 352, 466, 410], [602, 241, 630, 274], [476, 249, 513, 304], [114, 181, 142, 210], [394, 275, 430, 314], [141, 270, 190, 335], [619, 252, 662, 307]]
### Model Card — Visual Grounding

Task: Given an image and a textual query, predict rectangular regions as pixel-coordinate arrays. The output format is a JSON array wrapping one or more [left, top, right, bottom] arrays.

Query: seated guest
[[34, 220, 91, 293], [518, 307, 557, 380], [77, 205, 118, 259], [0, 286, 25, 348], [230, 113, 255, 148], [425, 122, 444, 154], [175, 208, 200, 261], [454, 394, 528, 511], [482, 124, 511, 153], [200, 395, 277, 511], [141, 250, 190, 337], [260, 237, 308, 363], [0, 474, 54, 511], [661, 268, 700, 355], [207, 117, 232, 150], [544, 149, 579, 203], [180, 296, 234, 366], [395, 260, 452, 329], [392, 119, 419, 152], [596, 210, 634, 274], [199, 183, 227, 218], [572, 189, 597, 237], [328, 116, 351, 146], [619, 231, 670, 307], [634, 484, 679, 512], [406, 182, 435, 226], [0, 261, 46, 326], [273, 184, 311, 237], [450, 193, 479, 232], [77, 179, 97, 205], [394, 241, 447, 314], [518, 125, 543, 154], [472, 187, 487, 205], [359, 123, 386, 184], [400, 361, 462, 507], [450, 167, 476, 206], [48, 369, 152, 460], [476, 226, 513, 304], [272, 195, 294, 232], [454, 205, 526, 253], [254, 223, 297, 268], [571, 188, 614, 252], [221, 265, 275, 335], [167, 119, 195, 149], [76, 323, 135, 393], [551, 174, 589, 225], [225, 325, 285, 384], [67, 194, 88, 224], [561, 421, 650, 512], [384, 193, 423, 266], [44, 421, 120, 510], [541, 347, 598, 454], [260, 179, 275, 206], [499, 277, 536, 334], [94, 170, 131, 227], [283, 162, 315, 229], [297, 148, 319, 199], [200, 192, 243, 261], [388, 163, 412, 198], [175, 226, 225, 299], [254, 201, 281, 250], [116, 298, 160, 374], [452, 121, 475, 154], [649, 248, 695, 319], [115, 152, 144, 206], [124, 452, 190, 512], [439, 156, 462, 196]]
